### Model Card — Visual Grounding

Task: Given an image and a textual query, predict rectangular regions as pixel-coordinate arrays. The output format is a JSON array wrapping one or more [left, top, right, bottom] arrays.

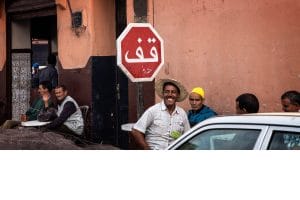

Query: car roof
[[193, 112, 300, 128], [167, 113, 300, 150]]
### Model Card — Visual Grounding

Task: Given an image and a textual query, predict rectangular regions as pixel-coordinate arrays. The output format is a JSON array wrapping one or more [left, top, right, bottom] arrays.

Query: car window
[[177, 129, 261, 150], [268, 131, 300, 150]]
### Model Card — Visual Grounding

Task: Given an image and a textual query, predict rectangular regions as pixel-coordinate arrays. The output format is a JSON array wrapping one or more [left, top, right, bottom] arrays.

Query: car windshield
[[177, 129, 261, 150]]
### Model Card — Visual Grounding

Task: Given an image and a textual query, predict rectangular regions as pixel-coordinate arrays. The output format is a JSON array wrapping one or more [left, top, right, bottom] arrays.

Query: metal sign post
[[116, 23, 164, 118]]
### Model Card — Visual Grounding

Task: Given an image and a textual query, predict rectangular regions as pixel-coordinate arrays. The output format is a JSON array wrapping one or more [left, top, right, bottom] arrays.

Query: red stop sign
[[117, 23, 164, 82]]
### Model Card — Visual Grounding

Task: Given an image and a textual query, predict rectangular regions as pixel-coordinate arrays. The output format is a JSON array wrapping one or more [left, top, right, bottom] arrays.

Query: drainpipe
[[66, 0, 73, 25]]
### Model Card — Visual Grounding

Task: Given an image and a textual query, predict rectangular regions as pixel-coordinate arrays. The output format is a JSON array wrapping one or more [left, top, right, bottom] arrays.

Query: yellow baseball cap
[[191, 87, 205, 99]]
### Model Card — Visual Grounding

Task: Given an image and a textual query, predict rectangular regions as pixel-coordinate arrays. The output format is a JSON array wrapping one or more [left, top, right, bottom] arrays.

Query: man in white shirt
[[131, 79, 190, 150]]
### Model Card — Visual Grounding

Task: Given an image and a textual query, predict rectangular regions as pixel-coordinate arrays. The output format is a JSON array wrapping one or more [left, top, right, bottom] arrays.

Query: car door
[[261, 126, 300, 150], [169, 124, 269, 150]]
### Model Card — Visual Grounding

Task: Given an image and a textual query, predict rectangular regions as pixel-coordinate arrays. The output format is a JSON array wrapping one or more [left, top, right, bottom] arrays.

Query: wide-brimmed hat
[[155, 78, 188, 102]]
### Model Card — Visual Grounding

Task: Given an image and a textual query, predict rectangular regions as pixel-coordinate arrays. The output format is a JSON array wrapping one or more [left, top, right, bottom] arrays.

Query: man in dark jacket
[[39, 54, 58, 88], [188, 87, 217, 127]]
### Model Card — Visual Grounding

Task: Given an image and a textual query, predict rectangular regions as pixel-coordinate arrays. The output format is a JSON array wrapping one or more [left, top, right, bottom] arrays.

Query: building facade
[[0, 0, 300, 147]]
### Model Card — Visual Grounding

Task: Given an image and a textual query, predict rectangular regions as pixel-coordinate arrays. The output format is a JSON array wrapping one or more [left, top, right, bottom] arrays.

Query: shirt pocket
[[153, 118, 168, 130], [172, 118, 185, 133]]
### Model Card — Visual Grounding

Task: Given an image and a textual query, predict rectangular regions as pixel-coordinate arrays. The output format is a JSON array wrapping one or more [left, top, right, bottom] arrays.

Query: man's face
[[189, 92, 203, 110], [38, 85, 48, 96], [281, 98, 300, 112], [55, 87, 67, 101], [163, 84, 179, 107]]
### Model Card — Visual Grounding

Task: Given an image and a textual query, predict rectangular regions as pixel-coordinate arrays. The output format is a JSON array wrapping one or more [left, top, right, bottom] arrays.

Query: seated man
[[235, 93, 259, 114], [1, 81, 54, 129], [281, 90, 300, 112], [45, 85, 84, 136]]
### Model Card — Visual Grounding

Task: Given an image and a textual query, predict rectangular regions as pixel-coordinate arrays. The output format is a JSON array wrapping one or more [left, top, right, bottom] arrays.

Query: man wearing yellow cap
[[188, 87, 217, 127]]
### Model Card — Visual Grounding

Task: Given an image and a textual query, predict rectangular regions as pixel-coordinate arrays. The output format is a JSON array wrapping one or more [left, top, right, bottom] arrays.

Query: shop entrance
[[6, 0, 57, 120]]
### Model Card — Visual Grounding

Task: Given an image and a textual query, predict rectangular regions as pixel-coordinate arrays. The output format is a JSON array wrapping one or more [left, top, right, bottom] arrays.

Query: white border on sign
[[116, 23, 164, 82]]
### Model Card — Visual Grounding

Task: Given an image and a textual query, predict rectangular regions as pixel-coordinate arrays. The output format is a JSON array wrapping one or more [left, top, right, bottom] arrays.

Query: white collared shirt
[[133, 101, 190, 150]]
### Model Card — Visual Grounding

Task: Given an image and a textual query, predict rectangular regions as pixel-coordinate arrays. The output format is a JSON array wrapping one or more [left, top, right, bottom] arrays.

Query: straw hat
[[155, 78, 188, 102]]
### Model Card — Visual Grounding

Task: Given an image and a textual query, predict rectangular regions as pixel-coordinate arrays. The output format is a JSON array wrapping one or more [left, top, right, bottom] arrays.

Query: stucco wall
[[0, 0, 5, 71], [93, 0, 116, 55], [56, 0, 93, 69], [153, 0, 300, 114], [126, 0, 134, 23], [56, 0, 115, 69]]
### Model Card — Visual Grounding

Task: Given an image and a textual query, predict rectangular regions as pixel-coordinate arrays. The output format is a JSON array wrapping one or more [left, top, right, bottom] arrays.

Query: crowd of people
[[1, 61, 300, 149], [130, 78, 300, 150], [0, 82, 84, 141], [0, 54, 84, 143]]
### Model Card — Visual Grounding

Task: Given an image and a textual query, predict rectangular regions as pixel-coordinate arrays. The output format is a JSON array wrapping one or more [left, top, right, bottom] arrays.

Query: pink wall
[[153, 0, 300, 114], [93, 0, 116, 56], [0, 0, 5, 71], [126, 0, 134, 23], [56, 0, 115, 69]]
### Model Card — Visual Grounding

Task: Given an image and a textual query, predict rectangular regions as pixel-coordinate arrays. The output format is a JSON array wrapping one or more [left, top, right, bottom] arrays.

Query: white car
[[167, 113, 300, 150]]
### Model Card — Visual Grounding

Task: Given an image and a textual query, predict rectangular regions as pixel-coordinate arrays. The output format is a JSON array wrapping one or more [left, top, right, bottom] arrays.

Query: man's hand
[[130, 129, 151, 150], [42, 94, 50, 102], [20, 114, 28, 122], [42, 94, 50, 108]]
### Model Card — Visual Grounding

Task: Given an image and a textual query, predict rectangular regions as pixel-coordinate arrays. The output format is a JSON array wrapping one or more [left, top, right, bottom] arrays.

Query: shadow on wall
[[0, 100, 5, 124]]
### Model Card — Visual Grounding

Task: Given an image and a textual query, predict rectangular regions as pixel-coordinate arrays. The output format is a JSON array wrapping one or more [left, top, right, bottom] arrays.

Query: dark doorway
[[5, 0, 57, 120], [31, 15, 57, 66], [30, 15, 57, 101]]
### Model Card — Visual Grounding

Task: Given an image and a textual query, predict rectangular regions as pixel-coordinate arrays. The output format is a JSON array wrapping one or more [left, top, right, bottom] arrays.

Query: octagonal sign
[[117, 23, 164, 82]]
